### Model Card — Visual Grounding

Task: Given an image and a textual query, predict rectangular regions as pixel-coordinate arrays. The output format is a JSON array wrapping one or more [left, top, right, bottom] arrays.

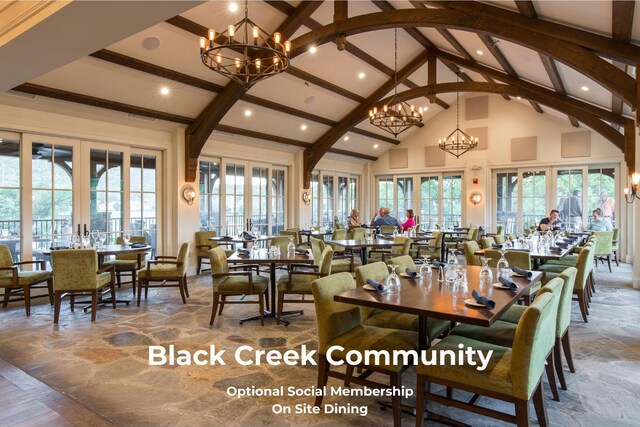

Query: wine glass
[[81, 233, 90, 248], [480, 257, 493, 282], [385, 264, 401, 295], [420, 255, 432, 282], [72, 234, 81, 248], [96, 233, 105, 249], [122, 230, 131, 246], [497, 250, 510, 279]]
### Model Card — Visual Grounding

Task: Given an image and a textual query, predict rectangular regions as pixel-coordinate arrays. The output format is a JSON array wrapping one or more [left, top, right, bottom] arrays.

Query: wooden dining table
[[298, 229, 334, 244], [227, 249, 314, 325], [474, 239, 581, 268], [323, 238, 404, 265], [209, 236, 271, 249]]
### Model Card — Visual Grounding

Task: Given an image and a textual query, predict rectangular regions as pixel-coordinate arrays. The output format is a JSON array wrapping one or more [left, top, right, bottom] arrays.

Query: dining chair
[[380, 225, 398, 234], [445, 226, 478, 250], [591, 231, 614, 272], [279, 230, 300, 246], [51, 249, 116, 323], [611, 228, 620, 266], [195, 231, 221, 275], [311, 272, 418, 427], [463, 240, 481, 266], [102, 236, 147, 294], [329, 229, 347, 252], [415, 287, 561, 427], [369, 236, 411, 262], [208, 246, 268, 326], [484, 249, 541, 305], [480, 236, 496, 249], [387, 255, 417, 272], [310, 237, 353, 273], [137, 242, 190, 306], [1, 244, 53, 316], [276, 246, 333, 318], [411, 232, 442, 260]]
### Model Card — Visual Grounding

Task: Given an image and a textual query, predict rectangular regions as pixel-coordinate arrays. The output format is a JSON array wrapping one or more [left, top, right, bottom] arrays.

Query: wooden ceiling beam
[[611, 1, 636, 129], [288, 8, 637, 107], [303, 50, 430, 187]]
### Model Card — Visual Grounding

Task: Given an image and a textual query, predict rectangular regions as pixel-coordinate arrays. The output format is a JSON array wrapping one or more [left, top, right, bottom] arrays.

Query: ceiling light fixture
[[228, 3, 238, 12], [309, 46, 317, 54], [438, 76, 478, 158], [160, 86, 170, 96], [581, 86, 589, 91], [373, 144, 379, 149], [358, 72, 366, 79], [343, 136, 349, 141], [476, 50, 483, 55], [199, 0, 291, 91], [300, 124, 307, 130], [369, 29, 423, 138], [244, 109, 252, 117]]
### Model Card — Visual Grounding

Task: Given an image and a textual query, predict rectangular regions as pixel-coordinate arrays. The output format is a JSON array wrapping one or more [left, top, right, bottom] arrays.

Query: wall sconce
[[469, 192, 483, 206], [181, 185, 196, 205], [624, 172, 640, 204]]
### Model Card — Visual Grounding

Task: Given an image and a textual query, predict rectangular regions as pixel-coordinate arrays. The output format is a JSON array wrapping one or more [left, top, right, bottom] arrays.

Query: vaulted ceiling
[[1, 1, 638, 186]]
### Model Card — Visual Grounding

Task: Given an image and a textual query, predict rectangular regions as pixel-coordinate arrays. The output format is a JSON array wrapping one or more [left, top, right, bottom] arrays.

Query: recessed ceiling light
[[343, 136, 349, 141], [581, 86, 589, 91], [300, 124, 307, 130], [304, 95, 316, 105], [373, 144, 379, 149], [160, 86, 170, 95], [476, 49, 483, 55], [229, 2, 238, 12], [517, 96, 522, 100], [244, 109, 252, 117], [358, 72, 366, 79], [309, 46, 317, 54], [142, 37, 160, 51]]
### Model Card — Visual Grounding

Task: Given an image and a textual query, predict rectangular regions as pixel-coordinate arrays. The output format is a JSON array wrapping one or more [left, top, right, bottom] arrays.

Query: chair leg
[[137, 277, 143, 307], [2, 288, 10, 307], [553, 341, 567, 391], [606, 255, 612, 273], [277, 291, 284, 318], [415, 376, 426, 427], [258, 293, 265, 326], [314, 356, 329, 407], [390, 372, 402, 427], [23, 286, 31, 316], [70, 295, 75, 312], [577, 291, 588, 323], [197, 257, 202, 275], [344, 365, 354, 387], [545, 352, 560, 402], [532, 381, 548, 427], [218, 295, 226, 315], [110, 282, 117, 309], [116, 272, 122, 288], [47, 279, 54, 305], [589, 271, 596, 293], [178, 278, 187, 304], [614, 250, 619, 266], [132, 270, 137, 296], [561, 330, 576, 373], [210, 293, 220, 325], [90, 290, 98, 322], [145, 280, 149, 299], [53, 291, 62, 324], [514, 398, 531, 427], [183, 275, 189, 298]]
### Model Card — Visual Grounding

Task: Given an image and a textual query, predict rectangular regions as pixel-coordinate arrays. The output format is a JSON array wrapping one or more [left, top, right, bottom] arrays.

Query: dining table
[[226, 248, 314, 325], [474, 238, 581, 268], [323, 238, 405, 265], [298, 229, 334, 244], [209, 235, 271, 249]]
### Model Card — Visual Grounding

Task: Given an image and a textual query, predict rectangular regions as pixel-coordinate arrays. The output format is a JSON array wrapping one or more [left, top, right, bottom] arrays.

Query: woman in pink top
[[401, 209, 415, 231]]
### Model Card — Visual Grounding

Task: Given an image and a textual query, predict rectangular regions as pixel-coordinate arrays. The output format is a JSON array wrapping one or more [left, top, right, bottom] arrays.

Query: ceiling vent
[[126, 113, 156, 122]]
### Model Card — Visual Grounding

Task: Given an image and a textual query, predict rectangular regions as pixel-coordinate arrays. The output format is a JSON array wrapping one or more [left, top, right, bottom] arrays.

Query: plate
[[399, 272, 419, 278], [363, 284, 382, 291], [492, 283, 513, 290], [464, 298, 487, 307]]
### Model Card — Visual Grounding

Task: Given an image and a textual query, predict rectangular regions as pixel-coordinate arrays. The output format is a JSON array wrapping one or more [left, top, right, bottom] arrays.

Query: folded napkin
[[236, 249, 250, 257], [49, 246, 70, 250], [472, 290, 496, 309], [498, 276, 518, 291], [295, 249, 308, 255], [492, 244, 503, 249], [511, 267, 532, 279], [130, 242, 147, 248], [509, 248, 530, 252], [431, 260, 445, 268], [405, 268, 418, 278], [220, 236, 233, 240], [366, 279, 386, 292], [549, 247, 562, 253], [557, 242, 569, 248]]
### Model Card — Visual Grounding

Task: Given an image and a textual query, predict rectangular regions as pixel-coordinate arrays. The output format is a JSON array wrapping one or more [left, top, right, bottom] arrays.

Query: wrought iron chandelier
[[198, 0, 291, 91], [369, 29, 423, 137], [438, 76, 478, 158]]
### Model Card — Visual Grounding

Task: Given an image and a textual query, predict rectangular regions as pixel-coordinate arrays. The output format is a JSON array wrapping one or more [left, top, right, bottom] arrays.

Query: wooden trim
[[612, 0, 636, 42], [624, 121, 636, 174]]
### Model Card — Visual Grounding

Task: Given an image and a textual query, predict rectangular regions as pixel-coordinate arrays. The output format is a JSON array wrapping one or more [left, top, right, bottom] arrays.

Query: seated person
[[369, 207, 384, 226], [587, 208, 613, 231], [348, 209, 362, 226], [538, 209, 561, 231], [401, 209, 415, 232], [373, 208, 402, 229]]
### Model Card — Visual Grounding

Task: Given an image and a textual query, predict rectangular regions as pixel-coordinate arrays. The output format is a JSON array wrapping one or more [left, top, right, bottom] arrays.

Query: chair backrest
[[510, 285, 561, 399], [481, 236, 496, 249], [574, 244, 594, 291], [612, 228, 620, 243], [270, 236, 292, 253], [318, 246, 334, 276], [435, 224, 443, 230], [496, 225, 504, 236], [494, 234, 506, 244], [391, 236, 411, 256], [380, 225, 397, 234], [430, 231, 443, 249], [279, 230, 299, 246], [208, 247, 229, 285], [52, 249, 99, 291], [349, 228, 365, 240], [354, 261, 389, 287], [195, 231, 218, 256], [115, 236, 147, 264], [335, 223, 345, 230], [176, 242, 190, 275], [0, 244, 13, 268], [591, 231, 613, 255], [483, 250, 532, 270], [556, 267, 578, 337], [310, 238, 326, 267], [387, 255, 416, 272], [311, 272, 362, 354], [463, 240, 481, 266], [466, 227, 478, 241], [332, 229, 347, 240]]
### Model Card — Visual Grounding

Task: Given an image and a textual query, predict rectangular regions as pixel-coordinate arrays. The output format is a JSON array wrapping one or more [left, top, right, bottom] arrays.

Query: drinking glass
[[72, 234, 81, 248], [287, 237, 296, 257], [81, 234, 90, 248], [96, 233, 105, 249], [386, 264, 401, 296], [480, 257, 493, 282], [497, 250, 510, 279], [0, 229, 8, 237], [122, 230, 131, 246]]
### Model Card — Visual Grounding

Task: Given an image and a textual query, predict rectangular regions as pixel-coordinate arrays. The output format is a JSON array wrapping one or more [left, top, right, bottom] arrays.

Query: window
[[271, 169, 285, 235], [348, 177, 357, 214], [442, 175, 462, 228], [89, 149, 123, 244], [130, 154, 158, 252], [0, 135, 21, 261], [321, 175, 334, 228], [337, 176, 349, 225], [588, 168, 616, 225], [495, 172, 518, 233], [251, 167, 269, 235], [310, 172, 358, 227], [199, 160, 221, 233], [556, 169, 583, 229], [521, 171, 547, 229], [420, 176, 439, 229], [225, 163, 245, 236], [310, 172, 319, 227], [396, 177, 413, 219], [378, 177, 394, 213]]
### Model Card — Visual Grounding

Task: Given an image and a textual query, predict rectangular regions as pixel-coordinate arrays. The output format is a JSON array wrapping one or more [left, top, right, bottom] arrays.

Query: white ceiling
[[0, 0, 637, 161]]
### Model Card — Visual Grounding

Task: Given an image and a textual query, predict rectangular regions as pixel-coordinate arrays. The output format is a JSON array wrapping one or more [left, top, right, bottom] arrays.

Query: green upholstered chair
[[415, 289, 561, 427], [329, 229, 347, 252], [270, 236, 293, 253], [387, 255, 416, 272], [102, 236, 147, 294], [347, 227, 365, 240], [544, 236, 595, 267], [51, 249, 115, 323], [194, 231, 234, 275], [276, 246, 333, 317], [506, 232, 517, 240], [411, 232, 442, 261], [494, 234, 506, 244], [611, 228, 620, 266], [379, 225, 398, 235], [369, 236, 411, 262], [311, 272, 418, 426], [480, 236, 496, 249], [484, 249, 541, 305], [1, 244, 53, 316], [310, 238, 353, 273], [208, 246, 268, 326], [354, 262, 450, 345], [445, 226, 479, 250], [279, 230, 300, 247], [463, 240, 481, 266], [137, 242, 190, 306], [592, 231, 614, 272]]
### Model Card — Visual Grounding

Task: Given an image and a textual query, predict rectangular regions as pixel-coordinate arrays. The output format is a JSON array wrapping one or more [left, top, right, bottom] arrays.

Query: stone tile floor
[[0, 263, 639, 426]]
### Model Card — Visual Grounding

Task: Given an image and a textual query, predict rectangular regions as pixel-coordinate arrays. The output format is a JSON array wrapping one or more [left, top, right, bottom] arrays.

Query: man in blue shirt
[[587, 208, 613, 231], [373, 208, 402, 228]]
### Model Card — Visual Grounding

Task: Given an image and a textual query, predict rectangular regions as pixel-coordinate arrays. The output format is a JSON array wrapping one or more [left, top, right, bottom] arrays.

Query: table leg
[[441, 233, 448, 262], [82, 252, 131, 312], [361, 246, 368, 265], [239, 262, 290, 325]]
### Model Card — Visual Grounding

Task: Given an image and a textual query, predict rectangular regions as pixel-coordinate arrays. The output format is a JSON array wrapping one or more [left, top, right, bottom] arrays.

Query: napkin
[[49, 246, 70, 250], [492, 244, 503, 249], [511, 267, 532, 278], [220, 236, 233, 240], [237, 249, 250, 257], [498, 276, 518, 291], [431, 260, 445, 268], [366, 279, 386, 292], [509, 248, 530, 252], [471, 290, 496, 309], [405, 268, 418, 278], [295, 249, 308, 255], [549, 247, 562, 253], [557, 242, 569, 248], [130, 242, 147, 248]]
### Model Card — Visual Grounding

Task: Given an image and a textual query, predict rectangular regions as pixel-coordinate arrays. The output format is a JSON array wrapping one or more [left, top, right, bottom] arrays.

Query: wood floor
[[0, 358, 112, 427]]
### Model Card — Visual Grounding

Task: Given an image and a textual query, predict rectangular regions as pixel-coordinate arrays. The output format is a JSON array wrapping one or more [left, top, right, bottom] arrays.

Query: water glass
[[81, 234, 90, 248], [497, 250, 510, 279], [386, 265, 401, 296], [122, 231, 131, 246]]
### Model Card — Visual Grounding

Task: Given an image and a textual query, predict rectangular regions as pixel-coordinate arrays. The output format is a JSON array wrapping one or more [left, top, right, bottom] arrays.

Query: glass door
[[0, 132, 22, 261], [86, 148, 124, 244], [129, 151, 161, 254], [251, 165, 269, 235]]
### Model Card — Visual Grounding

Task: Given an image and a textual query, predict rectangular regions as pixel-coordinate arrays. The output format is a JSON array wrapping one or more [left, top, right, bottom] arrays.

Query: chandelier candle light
[[199, 0, 291, 90], [623, 172, 640, 203], [369, 29, 423, 137], [438, 76, 478, 158]]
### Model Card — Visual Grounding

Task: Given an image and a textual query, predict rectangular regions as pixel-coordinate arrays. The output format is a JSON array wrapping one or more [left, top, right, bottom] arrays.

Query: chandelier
[[438, 76, 478, 158], [198, 0, 291, 91], [369, 29, 423, 137], [623, 172, 640, 203]]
